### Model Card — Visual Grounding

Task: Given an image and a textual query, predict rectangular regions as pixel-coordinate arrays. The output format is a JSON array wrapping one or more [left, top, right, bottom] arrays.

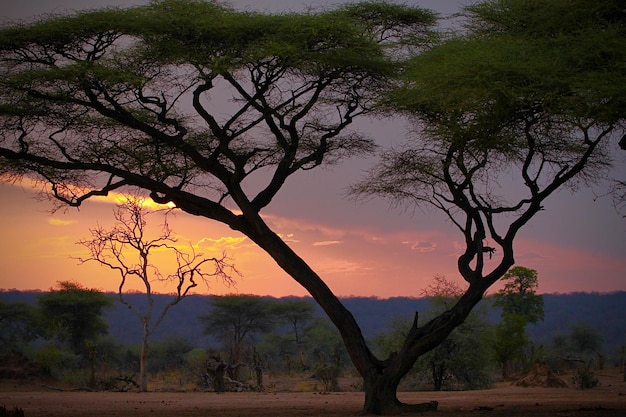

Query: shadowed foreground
[[1, 384, 625, 417]]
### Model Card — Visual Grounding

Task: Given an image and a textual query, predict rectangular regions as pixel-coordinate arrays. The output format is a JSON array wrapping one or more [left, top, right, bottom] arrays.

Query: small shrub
[[33, 344, 61, 375], [572, 367, 599, 390]]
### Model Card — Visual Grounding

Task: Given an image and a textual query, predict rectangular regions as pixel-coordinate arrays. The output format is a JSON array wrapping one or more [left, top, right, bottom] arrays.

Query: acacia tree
[[492, 266, 543, 378], [0, 299, 39, 354], [351, 0, 625, 410], [0, 0, 624, 413], [0, 1, 438, 412], [494, 266, 543, 324], [37, 281, 112, 355], [77, 197, 237, 391], [199, 295, 275, 381], [268, 299, 315, 370]]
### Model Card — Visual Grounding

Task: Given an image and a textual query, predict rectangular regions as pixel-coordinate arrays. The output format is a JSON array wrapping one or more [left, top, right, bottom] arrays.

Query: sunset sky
[[1, 0, 625, 298]]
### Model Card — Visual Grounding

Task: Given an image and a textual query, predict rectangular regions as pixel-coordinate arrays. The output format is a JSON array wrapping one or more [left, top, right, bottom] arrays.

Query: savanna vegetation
[[0, 0, 624, 413], [1, 274, 623, 396]]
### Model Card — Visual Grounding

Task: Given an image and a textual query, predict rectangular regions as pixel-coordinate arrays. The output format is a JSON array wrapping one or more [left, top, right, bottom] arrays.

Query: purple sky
[[0, 0, 624, 297]]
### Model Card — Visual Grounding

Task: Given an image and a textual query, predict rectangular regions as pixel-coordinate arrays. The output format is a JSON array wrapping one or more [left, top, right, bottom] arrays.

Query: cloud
[[313, 240, 342, 247], [405, 240, 437, 253], [278, 233, 300, 244], [315, 259, 373, 275], [48, 218, 77, 226], [194, 236, 249, 251], [515, 251, 545, 261]]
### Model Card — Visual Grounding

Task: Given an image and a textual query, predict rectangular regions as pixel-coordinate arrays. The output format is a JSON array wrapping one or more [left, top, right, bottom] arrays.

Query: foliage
[[493, 313, 528, 379], [572, 366, 599, 390], [199, 295, 275, 370], [373, 276, 494, 391], [569, 323, 604, 357], [551, 322, 604, 364], [32, 344, 62, 376], [420, 276, 493, 390], [304, 317, 348, 369], [0, 405, 24, 417], [148, 335, 194, 373], [490, 267, 543, 378], [372, 315, 411, 359], [37, 281, 112, 356], [494, 267, 544, 324], [0, 299, 39, 354], [267, 300, 315, 370]]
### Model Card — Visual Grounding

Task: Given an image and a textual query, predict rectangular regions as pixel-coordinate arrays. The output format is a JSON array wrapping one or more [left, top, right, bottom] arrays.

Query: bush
[[32, 344, 61, 375], [572, 367, 599, 390]]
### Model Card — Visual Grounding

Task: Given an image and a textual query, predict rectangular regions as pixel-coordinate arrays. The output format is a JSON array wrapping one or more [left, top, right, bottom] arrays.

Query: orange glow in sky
[[1, 180, 624, 298]]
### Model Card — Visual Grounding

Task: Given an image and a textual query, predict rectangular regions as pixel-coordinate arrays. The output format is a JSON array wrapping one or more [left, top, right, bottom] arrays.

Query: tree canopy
[[494, 266, 544, 324], [37, 281, 112, 354], [354, 0, 626, 287]]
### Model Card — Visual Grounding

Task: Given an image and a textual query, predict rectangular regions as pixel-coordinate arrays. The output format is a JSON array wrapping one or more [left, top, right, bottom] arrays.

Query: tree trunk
[[240, 212, 491, 414], [139, 324, 149, 392], [363, 371, 438, 415]]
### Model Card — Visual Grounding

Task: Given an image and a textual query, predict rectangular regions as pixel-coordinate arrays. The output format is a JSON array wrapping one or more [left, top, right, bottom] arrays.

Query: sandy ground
[[1, 370, 625, 416]]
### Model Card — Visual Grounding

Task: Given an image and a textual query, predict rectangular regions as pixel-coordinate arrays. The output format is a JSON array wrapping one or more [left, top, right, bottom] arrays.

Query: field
[[1, 368, 625, 416]]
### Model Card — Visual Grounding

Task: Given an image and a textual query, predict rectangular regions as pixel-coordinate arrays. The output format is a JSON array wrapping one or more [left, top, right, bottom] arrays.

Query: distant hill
[[2, 290, 624, 357]]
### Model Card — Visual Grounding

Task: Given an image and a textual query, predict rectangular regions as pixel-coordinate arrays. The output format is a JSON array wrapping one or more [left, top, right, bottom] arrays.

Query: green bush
[[32, 344, 61, 375]]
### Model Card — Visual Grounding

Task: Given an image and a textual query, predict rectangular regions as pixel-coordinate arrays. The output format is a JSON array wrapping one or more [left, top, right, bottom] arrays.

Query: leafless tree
[[77, 196, 238, 391]]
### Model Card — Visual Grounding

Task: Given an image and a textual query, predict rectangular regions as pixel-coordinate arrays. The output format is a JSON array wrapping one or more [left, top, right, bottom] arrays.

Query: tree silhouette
[[77, 197, 237, 391], [1, 0, 624, 413], [199, 295, 274, 381], [350, 0, 625, 410]]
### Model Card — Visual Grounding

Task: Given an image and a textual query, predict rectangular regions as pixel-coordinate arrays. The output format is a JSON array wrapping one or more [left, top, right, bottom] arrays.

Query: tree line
[[1, 268, 613, 392]]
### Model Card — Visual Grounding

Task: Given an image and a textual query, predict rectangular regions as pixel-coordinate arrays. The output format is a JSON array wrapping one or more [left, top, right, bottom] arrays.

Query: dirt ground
[[1, 369, 625, 417]]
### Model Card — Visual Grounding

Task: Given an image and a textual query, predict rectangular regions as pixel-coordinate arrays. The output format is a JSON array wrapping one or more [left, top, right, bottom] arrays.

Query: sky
[[0, 0, 625, 299]]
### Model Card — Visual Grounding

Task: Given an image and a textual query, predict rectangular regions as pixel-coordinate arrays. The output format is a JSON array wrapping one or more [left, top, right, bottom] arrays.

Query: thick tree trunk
[[238, 211, 497, 414], [363, 371, 438, 415]]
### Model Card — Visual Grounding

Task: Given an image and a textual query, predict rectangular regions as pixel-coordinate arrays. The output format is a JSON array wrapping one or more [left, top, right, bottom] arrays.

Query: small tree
[[569, 323, 603, 360], [552, 323, 604, 368], [493, 314, 528, 379], [492, 266, 543, 378], [37, 281, 112, 356], [494, 267, 544, 325], [199, 295, 275, 381], [420, 276, 493, 390], [0, 299, 39, 355], [77, 197, 237, 391], [268, 300, 315, 370]]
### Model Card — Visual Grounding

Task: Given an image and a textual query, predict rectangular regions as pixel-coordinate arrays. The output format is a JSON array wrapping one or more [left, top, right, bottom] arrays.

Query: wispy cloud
[[313, 240, 342, 247], [48, 218, 77, 226], [279, 233, 300, 244], [194, 236, 249, 251], [405, 240, 437, 253]]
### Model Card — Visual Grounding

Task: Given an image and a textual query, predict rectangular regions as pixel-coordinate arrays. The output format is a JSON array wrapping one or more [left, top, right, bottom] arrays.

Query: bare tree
[[77, 197, 237, 391]]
